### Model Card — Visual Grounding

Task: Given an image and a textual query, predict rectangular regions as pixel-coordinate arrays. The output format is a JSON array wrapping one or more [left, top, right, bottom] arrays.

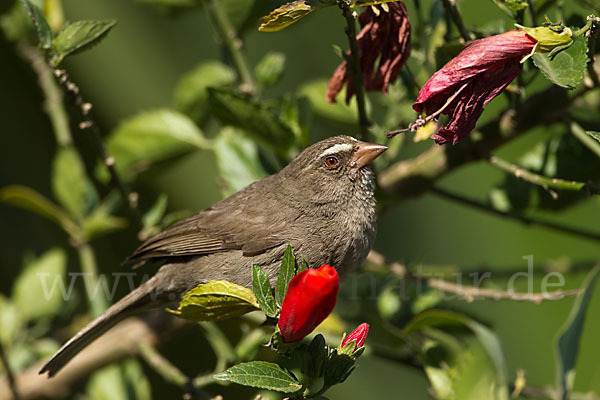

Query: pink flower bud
[[341, 323, 370, 349]]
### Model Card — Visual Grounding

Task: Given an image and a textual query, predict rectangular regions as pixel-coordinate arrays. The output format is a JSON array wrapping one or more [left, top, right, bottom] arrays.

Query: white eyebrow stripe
[[320, 143, 354, 157]]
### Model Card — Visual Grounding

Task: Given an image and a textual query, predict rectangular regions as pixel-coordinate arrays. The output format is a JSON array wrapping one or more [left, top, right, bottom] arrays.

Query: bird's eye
[[324, 156, 339, 168]]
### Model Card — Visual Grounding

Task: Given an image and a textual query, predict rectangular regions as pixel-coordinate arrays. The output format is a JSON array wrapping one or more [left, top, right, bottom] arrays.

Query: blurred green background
[[1, 0, 600, 399]]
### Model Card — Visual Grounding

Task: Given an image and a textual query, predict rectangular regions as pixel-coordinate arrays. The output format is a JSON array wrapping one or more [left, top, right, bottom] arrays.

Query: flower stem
[[337, 0, 371, 140], [441, 0, 472, 42], [431, 187, 600, 242], [207, 0, 257, 95], [77, 243, 109, 317], [488, 155, 600, 197]]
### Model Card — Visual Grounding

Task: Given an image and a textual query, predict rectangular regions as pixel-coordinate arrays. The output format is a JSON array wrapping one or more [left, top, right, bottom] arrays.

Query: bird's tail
[[39, 275, 165, 377]]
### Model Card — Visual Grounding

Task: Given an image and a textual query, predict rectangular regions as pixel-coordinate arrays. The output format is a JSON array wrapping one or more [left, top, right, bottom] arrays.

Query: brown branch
[[425, 277, 582, 304], [365, 251, 584, 304], [0, 314, 189, 400]]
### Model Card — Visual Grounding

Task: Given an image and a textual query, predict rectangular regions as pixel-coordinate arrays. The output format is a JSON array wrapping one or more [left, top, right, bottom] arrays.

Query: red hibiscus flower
[[413, 30, 538, 145], [278, 265, 340, 343], [327, 1, 411, 104]]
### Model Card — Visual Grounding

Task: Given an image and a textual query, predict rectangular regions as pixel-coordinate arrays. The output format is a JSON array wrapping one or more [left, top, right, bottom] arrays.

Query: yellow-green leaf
[[0, 185, 82, 240], [259, 1, 324, 32], [350, 0, 404, 7], [12, 248, 67, 321], [167, 280, 259, 322], [51, 19, 117, 65]]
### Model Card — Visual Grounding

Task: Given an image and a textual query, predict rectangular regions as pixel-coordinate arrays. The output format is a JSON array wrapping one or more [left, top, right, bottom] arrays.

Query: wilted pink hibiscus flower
[[412, 30, 538, 145], [327, 1, 411, 104]]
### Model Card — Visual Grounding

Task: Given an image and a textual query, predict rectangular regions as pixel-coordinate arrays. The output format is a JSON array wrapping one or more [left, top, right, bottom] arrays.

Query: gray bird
[[40, 135, 387, 377]]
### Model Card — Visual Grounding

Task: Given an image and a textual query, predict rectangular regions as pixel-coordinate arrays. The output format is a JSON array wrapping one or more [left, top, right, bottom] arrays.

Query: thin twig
[[488, 155, 600, 198], [431, 186, 600, 242], [17, 45, 71, 147], [570, 120, 600, 159], [0, 340, 20, 400], [207, 0, 257, 95], [425, 277, 582, 304], [337, 0, 371, 140], [53, 68, 143, 227], [441, 0, 472, 42], [138, 344, 212, 400]]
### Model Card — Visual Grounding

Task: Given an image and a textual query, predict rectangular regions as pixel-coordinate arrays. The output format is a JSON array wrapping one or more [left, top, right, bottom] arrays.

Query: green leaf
[[504, 0, 528, 11], [298, 79, 358, 125], [142, 193, 168, 229], [275, 244, 295, 308], [12, 248, 66, 321], [555, 266, 600, 399], [52, 147, 98, 220], [255, 51, 286, 88], [207, 87, 295, 152], [82, 211, 127, 239], [21, 0, 52, 48], [405, 310, 509, 400], [214, 127, 268, 196], [251, 264, 277, 318], [0, 296, 22, 346], [586, 131, 600, 143], [167, 280, 259, 321], [51, 19, 116, 65], [214, 361, 302, 393], [173, 61, 236, 124], [258, 1, 322, 32], [102, 109, 209, 181], [533, 35, 589, 89], [351, 0, 409, 6], [0, 185, 82, 240], [87, 360, 152, 400]]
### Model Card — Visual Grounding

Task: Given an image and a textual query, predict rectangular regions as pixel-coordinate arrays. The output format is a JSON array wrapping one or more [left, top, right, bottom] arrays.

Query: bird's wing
[[125, 182, 293, 267]]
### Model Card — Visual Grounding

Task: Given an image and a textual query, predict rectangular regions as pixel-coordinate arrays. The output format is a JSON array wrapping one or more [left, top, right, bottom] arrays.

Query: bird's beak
[[350, 142, 388, 169]]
